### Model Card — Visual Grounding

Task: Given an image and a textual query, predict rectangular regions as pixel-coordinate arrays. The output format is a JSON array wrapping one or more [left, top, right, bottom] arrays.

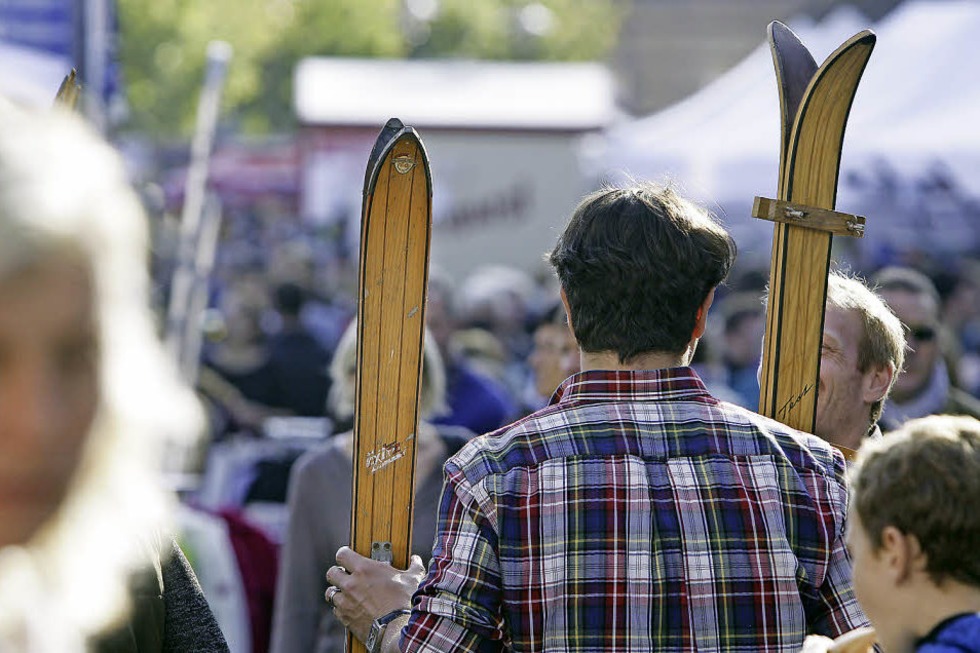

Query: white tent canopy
[[584, 1, 980, 263], [0, 40, 71, 108]]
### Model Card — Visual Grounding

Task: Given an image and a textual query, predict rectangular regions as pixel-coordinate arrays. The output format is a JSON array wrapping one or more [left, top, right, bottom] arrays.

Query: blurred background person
[[269, 321, 471, 653], [198, 279, 278, 438], [426, 272, 517, 435], [934, 259, 980, 396], [719, 291, 766, 411], [264, 281, 332, 419], [0, 101, 224, 650], [456, 265, 536, 400], [266, 239, 354, 357], [522, 301, 578, 413], [873, 266, 980, 430]]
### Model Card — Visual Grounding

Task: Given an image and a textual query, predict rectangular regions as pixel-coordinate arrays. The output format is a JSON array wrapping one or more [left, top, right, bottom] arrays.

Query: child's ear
[[879, 526, 924, 584]]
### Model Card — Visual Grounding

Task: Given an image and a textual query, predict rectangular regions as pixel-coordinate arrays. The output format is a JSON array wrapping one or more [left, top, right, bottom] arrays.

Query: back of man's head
[[549, 184, 736, 364], [850, 414, 980, 588]]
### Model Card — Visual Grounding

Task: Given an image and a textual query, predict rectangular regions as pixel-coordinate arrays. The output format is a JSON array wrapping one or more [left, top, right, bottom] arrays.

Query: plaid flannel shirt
[[401, 368, 867, 652]]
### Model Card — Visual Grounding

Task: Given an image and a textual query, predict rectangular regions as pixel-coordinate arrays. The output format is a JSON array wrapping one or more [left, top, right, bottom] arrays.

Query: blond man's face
[[816, 306, 874, 447]]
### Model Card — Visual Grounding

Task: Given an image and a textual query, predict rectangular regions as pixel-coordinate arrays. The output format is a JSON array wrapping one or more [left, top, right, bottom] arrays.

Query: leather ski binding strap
[[752, 196, 865, 237]]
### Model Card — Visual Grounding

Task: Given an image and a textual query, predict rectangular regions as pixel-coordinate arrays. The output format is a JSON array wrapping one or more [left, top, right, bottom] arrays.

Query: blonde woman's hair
[[0, 100, 202, 648], [328, 320, 448, 422]]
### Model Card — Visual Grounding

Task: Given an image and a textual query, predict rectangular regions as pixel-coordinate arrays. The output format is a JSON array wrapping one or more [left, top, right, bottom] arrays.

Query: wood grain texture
[[349, 122, 432, 653], [759, 27, 875, 434]]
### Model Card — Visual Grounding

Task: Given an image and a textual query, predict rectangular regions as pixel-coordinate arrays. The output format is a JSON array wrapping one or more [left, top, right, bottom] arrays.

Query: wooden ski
[[349, 118, 433, 653], [755, 21, 874, 457]]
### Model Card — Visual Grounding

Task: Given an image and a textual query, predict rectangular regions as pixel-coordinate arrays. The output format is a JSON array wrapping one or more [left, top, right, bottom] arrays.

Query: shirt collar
[[550, 367, 713, 406]]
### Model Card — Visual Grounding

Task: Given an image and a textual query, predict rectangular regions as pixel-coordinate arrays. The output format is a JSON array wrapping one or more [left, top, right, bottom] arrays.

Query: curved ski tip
[[383, 117, 405, 131], [362, 121, 433, 198], [851, 28, 876, 46], [769, 20, 807, 48], [365, 118, 409, 189], [825, 28, 876, 63]]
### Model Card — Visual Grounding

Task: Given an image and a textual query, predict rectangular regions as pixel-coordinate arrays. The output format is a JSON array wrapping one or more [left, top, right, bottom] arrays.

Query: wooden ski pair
[[755, 21, 875, 461], [348, 119, 433, 653]]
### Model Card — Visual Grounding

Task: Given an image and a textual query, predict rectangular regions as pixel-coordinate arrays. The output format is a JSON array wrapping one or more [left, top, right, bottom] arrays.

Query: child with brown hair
[[806, 414, 980, 652]]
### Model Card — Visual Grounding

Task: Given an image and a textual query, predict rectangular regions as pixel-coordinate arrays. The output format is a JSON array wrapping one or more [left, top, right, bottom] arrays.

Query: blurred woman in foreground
[[0, 100, 223, 650]]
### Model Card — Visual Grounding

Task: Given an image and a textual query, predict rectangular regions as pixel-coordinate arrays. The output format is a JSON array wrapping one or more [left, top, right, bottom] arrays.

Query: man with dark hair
[[325, 184, 867, 652], [872, 266, 980, 430]]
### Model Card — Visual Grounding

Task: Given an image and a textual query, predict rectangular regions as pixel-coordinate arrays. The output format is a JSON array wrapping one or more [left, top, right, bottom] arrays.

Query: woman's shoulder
[[293, 435, 352, 481]]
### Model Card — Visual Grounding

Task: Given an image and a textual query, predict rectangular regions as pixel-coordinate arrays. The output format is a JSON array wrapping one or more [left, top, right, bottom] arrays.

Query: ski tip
[[768, 20, 789, 33], [769, 20, 809, 52], [362, 118, 431, 197], [852, 29, 876, 47], [364, 118, 408, 190], [370, 119, 406, 163], [382, 117, 405, 132]]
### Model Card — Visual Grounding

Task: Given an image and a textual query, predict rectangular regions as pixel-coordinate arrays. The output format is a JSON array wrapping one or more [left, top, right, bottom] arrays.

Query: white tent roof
[[295, 58, 620, 131], [848, 0, 980, 158], [584, 1, 980, 259], [581, 6, 868, 195], [0, 40, 71, 108]]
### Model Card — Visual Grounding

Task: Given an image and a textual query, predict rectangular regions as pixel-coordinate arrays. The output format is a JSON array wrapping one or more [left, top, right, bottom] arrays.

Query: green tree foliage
[[116, 0, 625, 138]]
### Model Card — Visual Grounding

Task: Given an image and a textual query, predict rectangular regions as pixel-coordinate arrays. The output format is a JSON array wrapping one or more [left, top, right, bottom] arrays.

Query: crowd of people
[[0, 98, 978, 653], [187, 192, 980, 454]]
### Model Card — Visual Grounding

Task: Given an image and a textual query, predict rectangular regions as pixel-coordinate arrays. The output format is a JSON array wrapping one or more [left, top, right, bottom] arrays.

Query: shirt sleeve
[[399, 461, 507, 653], [804, 451, 870, 637]]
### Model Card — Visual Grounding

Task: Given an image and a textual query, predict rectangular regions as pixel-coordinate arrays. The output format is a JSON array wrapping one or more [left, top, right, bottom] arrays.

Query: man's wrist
[[380, 613, 411, 653], [367, 608, 411, 653]]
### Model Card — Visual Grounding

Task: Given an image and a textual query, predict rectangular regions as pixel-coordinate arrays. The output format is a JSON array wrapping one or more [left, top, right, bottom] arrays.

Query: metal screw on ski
[[755, 21, 875, 461], [348, 118, 433, 653]]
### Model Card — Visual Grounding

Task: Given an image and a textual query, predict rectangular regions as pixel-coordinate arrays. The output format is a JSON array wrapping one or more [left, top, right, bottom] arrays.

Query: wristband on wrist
[[366, 608, 411, 653]]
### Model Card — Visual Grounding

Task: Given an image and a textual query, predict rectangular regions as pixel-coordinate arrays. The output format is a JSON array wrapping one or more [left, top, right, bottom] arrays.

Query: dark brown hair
[[549, 184, 735, 363]]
